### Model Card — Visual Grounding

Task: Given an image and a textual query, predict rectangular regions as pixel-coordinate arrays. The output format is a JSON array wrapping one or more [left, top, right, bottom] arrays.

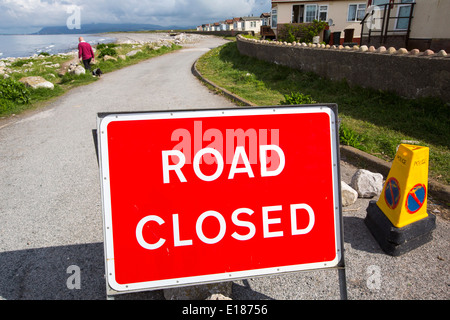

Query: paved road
[[0, 35, 448, 300]]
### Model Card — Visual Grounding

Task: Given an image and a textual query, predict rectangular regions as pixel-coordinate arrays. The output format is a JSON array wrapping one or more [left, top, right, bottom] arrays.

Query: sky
[[0, 0, 272, 34]]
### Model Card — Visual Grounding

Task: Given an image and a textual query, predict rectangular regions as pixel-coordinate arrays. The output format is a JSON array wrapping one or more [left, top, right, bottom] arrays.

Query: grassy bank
[[0, 42, 181, 117], [196, 41, 450, 185]]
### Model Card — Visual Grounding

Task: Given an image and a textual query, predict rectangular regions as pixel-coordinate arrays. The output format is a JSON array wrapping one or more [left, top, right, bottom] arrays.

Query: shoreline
[[0, 32, 206, 61]]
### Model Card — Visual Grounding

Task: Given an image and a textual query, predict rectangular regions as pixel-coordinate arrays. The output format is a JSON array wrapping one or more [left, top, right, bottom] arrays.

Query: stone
[[423, 49, 434, 56], [396, 48, 408, 54], [386, 47, 397, 54], [341, 181, 358, 207], [376, 46, 386, 53], [359, 45, 368, 52], [206, 293, 232, 300], [350, 169, 384, 198], [69, 65, 86, 75], [435, 50, 447, 57], [19, 76, 54, 90], [368, 46, 376, 52], [103, 55, 117, 61], [163, 282, 232, 300], [126, 49, 141, 57], [409, 48, 420, 55], [118, 55, 126, 60]]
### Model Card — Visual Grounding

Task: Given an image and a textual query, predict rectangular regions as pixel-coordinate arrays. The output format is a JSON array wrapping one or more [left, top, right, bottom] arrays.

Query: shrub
[[98, 47, 117, 58], [0, 78, 30, 104], [339, 123, 365, 149], [97, 43, 118, 50], [0, 98, 15, 113], [11, 59, 32, 68], [280, 92, 316, 105], [278, 20, 328, 43]]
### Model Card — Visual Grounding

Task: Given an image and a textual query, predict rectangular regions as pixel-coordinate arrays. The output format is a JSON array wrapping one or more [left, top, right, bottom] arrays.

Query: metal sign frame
[[97, 104, 346, 297]]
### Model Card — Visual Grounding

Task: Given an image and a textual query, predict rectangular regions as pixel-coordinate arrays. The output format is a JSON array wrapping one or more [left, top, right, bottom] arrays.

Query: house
[[233, 17, 243, 31], [241, 16, 263, 33], [260, 13, 276, 39], [271, 0, 368, 44], [224, 19, 234, 31], [360, 0, 450, 51], [260, 12, 271, 26]]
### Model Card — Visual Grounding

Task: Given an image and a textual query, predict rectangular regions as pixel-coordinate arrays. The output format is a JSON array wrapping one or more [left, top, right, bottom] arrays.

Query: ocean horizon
[[0, 34, 116, 59]]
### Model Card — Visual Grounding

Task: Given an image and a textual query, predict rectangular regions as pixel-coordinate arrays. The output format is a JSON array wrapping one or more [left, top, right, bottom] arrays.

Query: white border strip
[[98, 106, 342, 293]]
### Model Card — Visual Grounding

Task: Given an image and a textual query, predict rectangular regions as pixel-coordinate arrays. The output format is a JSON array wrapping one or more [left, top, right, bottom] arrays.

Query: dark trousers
[[82, 58, 92, 71]]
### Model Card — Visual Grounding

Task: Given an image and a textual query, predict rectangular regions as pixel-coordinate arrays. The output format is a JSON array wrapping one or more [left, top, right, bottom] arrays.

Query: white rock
[[206, 294, 232, 300], [73, 65, 86, 75], [126, 49, 141, 57], [19, 76, 54, 90], [103, 55, 117, 62], [341, 181, 358, 207], [350, 169, 384, 198]]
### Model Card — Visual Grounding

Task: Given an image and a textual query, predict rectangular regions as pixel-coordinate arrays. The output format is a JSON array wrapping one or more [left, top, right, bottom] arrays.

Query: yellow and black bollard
[[365, 144, 436, 256]]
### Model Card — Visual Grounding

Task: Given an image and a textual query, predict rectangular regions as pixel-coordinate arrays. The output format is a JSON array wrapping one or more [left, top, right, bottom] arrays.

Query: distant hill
[[33, 23, 194, 35]]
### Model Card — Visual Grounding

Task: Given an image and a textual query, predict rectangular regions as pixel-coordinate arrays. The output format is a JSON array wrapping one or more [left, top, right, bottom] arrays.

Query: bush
[[278, 20, 328, 43], [98, 47, 117, 58], [0, 98, 15, 113], [97, 43, 118, 50], [280, 92, 316, 105], [11, 59, 32, 68], [0, 78, 30, 104], [339, 123, 365, 149]]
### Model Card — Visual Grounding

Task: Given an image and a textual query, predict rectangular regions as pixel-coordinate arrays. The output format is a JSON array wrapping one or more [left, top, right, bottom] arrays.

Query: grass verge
[[196, 41, 450, 185], [0, 42, 181, 117]]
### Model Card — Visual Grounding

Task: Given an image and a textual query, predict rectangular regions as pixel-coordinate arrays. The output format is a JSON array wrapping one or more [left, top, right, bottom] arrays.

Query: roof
[[241, 16, 262, 21]]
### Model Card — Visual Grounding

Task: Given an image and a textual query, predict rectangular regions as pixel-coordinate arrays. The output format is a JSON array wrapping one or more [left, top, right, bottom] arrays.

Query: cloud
[[0, 0, 271, 32]]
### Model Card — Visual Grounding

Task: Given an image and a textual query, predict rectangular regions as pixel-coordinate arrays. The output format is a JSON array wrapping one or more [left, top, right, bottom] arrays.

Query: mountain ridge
[[33, 23, 195, 35]]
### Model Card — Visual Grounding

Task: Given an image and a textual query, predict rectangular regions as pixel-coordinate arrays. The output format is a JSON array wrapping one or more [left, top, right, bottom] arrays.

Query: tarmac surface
[[0, 34, 448, 300]]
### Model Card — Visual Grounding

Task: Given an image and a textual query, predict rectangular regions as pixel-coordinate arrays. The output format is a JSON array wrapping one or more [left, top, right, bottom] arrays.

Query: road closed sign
[[97, 105, 343, 293]]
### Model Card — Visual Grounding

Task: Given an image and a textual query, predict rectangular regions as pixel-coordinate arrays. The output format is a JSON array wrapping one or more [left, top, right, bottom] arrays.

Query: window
[[396, 1, 414, 30], [319, 5, 328, 22], [348, 4, 366, 22], [305, 4, 317, 23], [271, 8, 278, 28], [372, 0, 389, 5], [292, 5, 304, 23]]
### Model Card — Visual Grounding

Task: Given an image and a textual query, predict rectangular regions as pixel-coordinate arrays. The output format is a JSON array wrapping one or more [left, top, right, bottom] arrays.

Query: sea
[[0, 34, 116, 59]]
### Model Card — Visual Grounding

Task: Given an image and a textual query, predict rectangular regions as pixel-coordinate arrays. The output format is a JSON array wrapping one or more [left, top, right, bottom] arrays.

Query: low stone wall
[[236, 35, 450, 102]]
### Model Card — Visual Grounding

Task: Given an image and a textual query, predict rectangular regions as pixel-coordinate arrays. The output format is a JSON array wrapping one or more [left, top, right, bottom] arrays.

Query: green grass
[[0, 43, 181, 117], [196, 41, 450, 185]]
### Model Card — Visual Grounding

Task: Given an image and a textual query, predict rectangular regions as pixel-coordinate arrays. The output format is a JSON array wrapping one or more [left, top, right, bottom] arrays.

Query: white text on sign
[[136, 204, 315, 250], [162, 145, 285, 183]]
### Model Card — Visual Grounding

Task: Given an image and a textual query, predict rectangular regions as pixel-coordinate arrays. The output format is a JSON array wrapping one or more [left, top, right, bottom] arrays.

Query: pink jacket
[[78, 41, 94, 60]]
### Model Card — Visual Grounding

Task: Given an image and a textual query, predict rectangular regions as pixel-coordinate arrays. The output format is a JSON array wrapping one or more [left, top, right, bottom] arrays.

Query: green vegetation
[[278, 20, 328, 43], [0, 42, 181, 117], [196, 41, 450, 184]]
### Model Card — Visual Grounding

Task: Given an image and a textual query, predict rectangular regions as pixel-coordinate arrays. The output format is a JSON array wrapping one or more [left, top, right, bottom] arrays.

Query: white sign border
[[97, 105, 343, 294]]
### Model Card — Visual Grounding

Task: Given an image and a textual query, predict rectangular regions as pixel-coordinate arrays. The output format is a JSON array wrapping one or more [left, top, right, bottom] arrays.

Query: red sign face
[[98, 106, 342, 292]]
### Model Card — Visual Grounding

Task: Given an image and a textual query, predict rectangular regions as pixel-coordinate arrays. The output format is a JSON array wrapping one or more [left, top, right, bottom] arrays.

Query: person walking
[[78, 37, 95, 71]]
